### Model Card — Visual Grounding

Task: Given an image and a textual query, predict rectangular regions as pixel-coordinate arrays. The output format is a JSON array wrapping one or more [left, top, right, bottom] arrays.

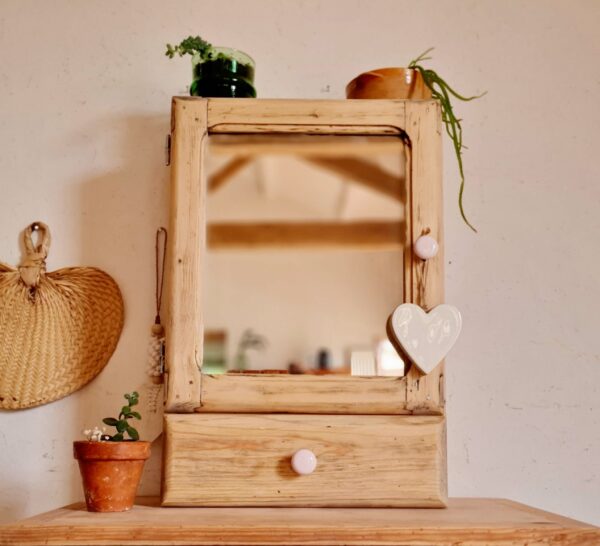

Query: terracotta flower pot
[[346, 68, 432, 100], [74, 440, 151, 512]]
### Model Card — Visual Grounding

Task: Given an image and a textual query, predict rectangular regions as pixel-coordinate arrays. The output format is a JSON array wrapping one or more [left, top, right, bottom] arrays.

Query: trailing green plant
[[101, 392, 141, 441], [165, 35, 213, 60], [409, 48, 486, 232]]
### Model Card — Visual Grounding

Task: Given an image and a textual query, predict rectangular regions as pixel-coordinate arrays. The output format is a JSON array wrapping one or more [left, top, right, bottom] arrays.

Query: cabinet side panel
[[164, 98, 207, 412], [404, 101, 445, 413], [403, 101, 447, 496]]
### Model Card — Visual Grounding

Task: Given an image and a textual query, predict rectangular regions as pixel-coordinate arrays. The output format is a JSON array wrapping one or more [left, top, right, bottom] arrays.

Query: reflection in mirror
[[203, 134, 407, 377]]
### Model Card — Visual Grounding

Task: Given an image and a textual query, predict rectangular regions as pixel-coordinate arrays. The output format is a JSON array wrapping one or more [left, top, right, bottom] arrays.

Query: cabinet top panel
[[172, 97, 440, 137]]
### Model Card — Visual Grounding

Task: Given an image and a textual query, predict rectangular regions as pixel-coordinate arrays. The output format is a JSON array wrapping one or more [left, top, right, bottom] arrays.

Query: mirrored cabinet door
[[203, 134, 407, 377]]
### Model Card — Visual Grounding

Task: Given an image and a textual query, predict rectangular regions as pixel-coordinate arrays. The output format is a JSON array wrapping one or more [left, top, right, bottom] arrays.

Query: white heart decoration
[[387, 303, 462, 374]]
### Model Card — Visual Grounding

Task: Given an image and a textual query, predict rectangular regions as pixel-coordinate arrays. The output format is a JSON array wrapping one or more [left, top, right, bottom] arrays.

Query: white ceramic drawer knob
[[414, 235, 439, 260], [291, 449, 317, 475]]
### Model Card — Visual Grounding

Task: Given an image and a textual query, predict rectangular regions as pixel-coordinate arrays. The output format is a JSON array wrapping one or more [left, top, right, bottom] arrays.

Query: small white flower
[[82, 426, 106, 442]]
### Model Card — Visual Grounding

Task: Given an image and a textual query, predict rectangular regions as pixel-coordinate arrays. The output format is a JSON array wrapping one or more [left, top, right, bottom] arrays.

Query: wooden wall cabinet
[[162, 97, 446, 507]]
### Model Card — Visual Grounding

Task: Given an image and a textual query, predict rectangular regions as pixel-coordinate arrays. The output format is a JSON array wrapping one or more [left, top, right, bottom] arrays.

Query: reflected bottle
[[317, 349, 330, 372]]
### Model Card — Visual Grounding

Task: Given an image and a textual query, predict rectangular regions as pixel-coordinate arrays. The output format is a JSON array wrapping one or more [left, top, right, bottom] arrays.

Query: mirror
[[203, 134, 407, 377]]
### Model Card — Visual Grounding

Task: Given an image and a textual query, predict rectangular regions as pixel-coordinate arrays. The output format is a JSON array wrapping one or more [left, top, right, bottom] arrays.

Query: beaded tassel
[[147, 323, 165, 383], [146, 228, 167, 414]]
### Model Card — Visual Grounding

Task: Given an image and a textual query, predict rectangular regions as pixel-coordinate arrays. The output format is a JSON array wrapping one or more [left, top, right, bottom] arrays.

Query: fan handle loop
[[19, 222, 51, 288]]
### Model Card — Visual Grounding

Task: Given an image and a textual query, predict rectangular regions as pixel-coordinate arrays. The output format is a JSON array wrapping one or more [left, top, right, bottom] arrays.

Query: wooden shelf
[[1, 497, 599, 545]]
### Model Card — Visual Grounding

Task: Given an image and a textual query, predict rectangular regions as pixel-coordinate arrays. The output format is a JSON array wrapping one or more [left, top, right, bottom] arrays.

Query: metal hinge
[[165, 134, 171, 166], [154, 338, 166, 376]]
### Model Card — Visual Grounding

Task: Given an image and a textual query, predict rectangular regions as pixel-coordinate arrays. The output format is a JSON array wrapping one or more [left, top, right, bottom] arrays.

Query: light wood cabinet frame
[[165, 97, 444, 415]]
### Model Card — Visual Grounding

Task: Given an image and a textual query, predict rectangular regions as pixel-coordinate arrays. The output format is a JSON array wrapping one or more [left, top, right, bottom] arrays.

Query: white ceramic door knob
[[414, 235, 439, 260], [291, 449, 317, 475]]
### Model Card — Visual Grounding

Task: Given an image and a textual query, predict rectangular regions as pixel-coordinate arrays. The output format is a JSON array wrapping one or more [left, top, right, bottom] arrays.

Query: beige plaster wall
[[0, 0, 599, 526]]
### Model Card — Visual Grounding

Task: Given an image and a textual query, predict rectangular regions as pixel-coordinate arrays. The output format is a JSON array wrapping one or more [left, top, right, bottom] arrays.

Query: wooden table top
[[1, 497, 598, 546]]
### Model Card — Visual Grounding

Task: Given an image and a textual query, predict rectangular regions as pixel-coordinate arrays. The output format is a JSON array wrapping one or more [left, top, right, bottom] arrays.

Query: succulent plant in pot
[[74, 392, 150, 512]]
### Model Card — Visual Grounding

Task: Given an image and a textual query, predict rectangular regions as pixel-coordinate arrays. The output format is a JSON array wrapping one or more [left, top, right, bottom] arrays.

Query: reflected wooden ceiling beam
[[207, 221, 404, 250], [208, 156, 252, 193], [303, 157, 405, 202]]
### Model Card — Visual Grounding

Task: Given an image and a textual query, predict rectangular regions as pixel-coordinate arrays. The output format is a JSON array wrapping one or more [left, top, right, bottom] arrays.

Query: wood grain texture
[[207, 221, 404, 250], [403, 101, 446, 413], [2, 497, 599, 546], [206, 98, 407, 130], [210, 123, 402, 135], [162, 414, 447, 507], [197, 374, 416, 414], [164, 98, 207, 412]]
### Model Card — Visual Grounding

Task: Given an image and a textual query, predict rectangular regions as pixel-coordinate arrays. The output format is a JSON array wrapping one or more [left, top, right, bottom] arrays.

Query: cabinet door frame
[[164, 97, 444, 414]]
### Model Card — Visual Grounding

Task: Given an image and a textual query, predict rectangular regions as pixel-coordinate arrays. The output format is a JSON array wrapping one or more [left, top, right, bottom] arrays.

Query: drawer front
[[163, 414, 447, 507]]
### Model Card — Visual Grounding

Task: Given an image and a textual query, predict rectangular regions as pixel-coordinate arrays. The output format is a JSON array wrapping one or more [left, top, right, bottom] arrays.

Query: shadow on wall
[[73, 113, 170, 499], [0, 481, 28, 524]]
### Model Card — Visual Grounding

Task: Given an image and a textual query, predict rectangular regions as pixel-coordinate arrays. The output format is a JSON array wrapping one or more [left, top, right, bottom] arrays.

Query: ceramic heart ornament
[[387, 303, 462, 374]]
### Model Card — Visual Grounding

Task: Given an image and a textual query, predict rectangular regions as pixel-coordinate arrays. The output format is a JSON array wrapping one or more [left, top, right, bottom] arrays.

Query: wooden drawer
[[162, 414, 447, 507]]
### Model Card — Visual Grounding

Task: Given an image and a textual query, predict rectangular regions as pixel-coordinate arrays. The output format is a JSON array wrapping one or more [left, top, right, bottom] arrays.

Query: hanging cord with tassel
[[146, 227, 167, 412]]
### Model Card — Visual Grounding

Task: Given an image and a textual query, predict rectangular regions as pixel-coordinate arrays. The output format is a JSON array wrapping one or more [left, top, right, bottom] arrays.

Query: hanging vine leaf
[[409, 48, 486, 232]]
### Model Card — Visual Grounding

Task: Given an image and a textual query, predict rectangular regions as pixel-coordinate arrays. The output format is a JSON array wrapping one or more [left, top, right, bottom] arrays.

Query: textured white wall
[[1, 0, 599, 526]]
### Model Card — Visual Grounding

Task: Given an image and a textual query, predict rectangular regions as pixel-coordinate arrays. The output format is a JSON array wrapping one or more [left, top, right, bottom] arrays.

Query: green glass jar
[[190, 47, 256, 98]]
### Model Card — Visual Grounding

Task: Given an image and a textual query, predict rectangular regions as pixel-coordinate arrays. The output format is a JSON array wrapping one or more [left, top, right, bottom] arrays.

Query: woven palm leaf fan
[[0, 222, 124, 410]]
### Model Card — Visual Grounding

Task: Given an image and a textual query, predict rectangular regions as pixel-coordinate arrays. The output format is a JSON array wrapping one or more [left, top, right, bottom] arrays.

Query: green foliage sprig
[[165, 35, 213, 60], [409, 48, 486, 232], [102, 392, 141, 441]]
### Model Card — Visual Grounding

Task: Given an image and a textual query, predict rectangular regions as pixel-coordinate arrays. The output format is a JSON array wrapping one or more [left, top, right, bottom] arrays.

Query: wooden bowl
[[346, 67, 432, 100]]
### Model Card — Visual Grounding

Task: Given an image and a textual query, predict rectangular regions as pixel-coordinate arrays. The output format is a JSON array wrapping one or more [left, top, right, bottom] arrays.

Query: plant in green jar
[[166, 35, 256, 98]]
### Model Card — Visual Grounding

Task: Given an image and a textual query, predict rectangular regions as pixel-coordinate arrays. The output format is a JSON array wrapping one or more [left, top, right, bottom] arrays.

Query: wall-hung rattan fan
[[0, 222, 124, 410]]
